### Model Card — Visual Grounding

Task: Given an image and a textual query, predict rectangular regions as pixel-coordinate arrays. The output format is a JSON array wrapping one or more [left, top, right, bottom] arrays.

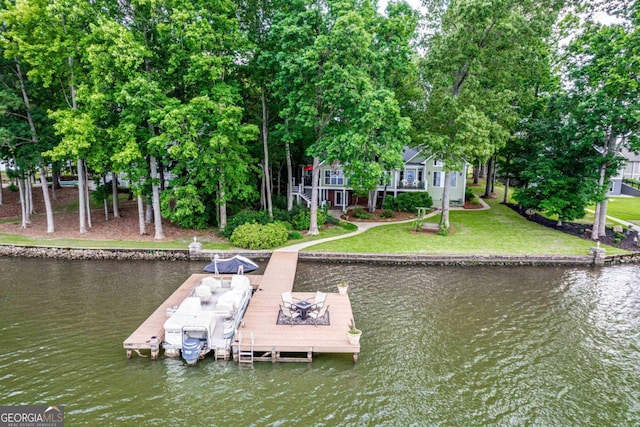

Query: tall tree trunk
[[591, 201, 602, 241], [218, 172, 227, 231], [18, 178, 28, 229], [597, 198, 608, 236], [308, 156, 321, 235], [261, 89, 273, 218], [440, 171, 452, 230], [368, 190, 376, 213], [77, 158, 88, 233], [84, 162, 92, 229], [111, 171, 120, 217], [137, 193, 146, 235], [484, 157, 494, 198], [103, 175, 109, 221], [149, 155, 165, 239], [145, 201, 152, 224], [0, 177, 3, 205], [285, 133, 293, 211], [26, 176, 33, 215], [39, 167, 54, 233], [473, 163, 480, 184]]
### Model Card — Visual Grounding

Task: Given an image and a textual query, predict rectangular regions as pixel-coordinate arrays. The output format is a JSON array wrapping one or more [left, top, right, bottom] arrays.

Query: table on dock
[[236, 251, 360, 362]]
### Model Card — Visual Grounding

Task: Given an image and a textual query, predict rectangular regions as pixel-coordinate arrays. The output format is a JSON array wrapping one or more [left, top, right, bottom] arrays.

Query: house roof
[[621, 147, 640, 162], [402, 146, 421, 162]]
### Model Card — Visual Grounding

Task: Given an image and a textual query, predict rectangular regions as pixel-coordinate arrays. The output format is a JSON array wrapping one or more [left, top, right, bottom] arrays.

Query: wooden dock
[[235, 250, 360, 363], [124, 250, 360, 363], [122, 274, 262, 359]]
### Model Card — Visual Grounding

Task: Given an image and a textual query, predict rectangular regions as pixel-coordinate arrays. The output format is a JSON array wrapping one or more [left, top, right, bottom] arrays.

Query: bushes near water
[[230, 222, 289, 249], [225, 205, 331, 249]]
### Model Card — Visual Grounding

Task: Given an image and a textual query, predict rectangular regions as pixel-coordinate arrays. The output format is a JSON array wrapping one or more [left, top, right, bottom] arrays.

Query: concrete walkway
[[585, 208, 640, 233], [277, 198, 490, 252]]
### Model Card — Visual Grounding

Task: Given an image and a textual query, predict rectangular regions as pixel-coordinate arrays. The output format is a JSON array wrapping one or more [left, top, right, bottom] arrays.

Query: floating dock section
[[123, 250, 360, 363]]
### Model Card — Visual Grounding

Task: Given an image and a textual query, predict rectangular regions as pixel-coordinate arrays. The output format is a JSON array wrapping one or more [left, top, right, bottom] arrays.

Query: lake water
[[0, 257, 639, 426]]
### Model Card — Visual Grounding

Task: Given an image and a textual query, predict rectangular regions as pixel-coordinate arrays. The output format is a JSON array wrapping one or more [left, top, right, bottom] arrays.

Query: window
[[450, 173, 457, 188], [324, 169, 344, 186], [433, 171, 442, 187], [434, 159, 443, 167], [406, 169, 416, 183]]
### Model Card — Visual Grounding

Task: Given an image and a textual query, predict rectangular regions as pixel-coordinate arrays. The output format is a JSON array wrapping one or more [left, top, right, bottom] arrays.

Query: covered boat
[[203, 255, 258, 274], [163, 275, 253, 365]]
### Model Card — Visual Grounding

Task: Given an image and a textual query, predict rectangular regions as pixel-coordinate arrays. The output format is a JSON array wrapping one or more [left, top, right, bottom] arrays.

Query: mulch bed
[[507, 203, 640, 252]]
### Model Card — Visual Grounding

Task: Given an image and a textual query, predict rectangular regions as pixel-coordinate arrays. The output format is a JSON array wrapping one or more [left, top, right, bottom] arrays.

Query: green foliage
[[465, 187, 477, 204], [223, 210, 271, 238], [413, 216, 424, 232], [288, 230, 303, 240], [613, 231, 625, 244], [292, 208, 326, 231], [384, 192, 433, 213], [230, 222, 289, 249], [380, 209, 395, 218], [160, 185, 208, 229], [354, 208, 371, 220], [437, 225, 450, 236], [7, 184, 18, 192]]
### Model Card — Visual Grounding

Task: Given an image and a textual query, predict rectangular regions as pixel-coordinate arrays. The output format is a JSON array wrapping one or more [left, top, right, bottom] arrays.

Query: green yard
[[306, 196, 629, 256]]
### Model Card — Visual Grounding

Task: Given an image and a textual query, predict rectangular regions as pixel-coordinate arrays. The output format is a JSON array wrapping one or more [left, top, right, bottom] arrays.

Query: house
[[294, 147, 469, 210], [620, 148, 640, 181], [608, 148, 640, 196]]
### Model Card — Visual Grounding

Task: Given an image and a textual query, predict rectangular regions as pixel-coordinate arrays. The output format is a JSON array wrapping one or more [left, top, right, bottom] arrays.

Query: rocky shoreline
[[2, 244, 639, 266]]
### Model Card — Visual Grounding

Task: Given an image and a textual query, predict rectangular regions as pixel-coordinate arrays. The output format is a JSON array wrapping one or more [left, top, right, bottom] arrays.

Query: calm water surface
[[0, 258, 638, 426]]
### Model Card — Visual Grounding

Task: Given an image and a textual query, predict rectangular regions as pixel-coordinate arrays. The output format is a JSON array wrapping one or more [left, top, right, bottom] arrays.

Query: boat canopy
[[203, 255, 258, 274]]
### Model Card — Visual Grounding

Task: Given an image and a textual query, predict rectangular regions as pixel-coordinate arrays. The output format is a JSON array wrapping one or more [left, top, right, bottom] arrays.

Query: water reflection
[[0, 258, 638, 425]]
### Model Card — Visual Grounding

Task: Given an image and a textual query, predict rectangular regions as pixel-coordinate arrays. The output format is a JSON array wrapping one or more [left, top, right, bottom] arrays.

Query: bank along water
[[1, 257, 638, 426]]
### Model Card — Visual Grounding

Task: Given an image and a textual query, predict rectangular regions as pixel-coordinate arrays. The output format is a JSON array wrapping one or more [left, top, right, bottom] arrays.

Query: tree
[[564, 10, 640, 239], [2, 0, 100, 234], [513, 94, 603, 224], [269, 0, 413, 232], [417, 0, 564, 232]]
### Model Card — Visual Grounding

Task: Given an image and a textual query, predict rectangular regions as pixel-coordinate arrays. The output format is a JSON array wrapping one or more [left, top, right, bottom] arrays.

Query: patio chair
[[280, 304, 301, 319], [307, 304, 329, 320], [311, 291, 326, 310], [281, 291, 295, 310]]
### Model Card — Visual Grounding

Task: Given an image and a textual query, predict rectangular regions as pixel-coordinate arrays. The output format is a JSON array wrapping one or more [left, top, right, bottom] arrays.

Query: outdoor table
[[295, 300, 313, 320]]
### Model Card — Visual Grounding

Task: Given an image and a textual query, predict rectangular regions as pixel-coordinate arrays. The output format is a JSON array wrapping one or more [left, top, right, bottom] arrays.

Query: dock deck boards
[[124, 250, 360, 361], [237, 251, 360, 358]]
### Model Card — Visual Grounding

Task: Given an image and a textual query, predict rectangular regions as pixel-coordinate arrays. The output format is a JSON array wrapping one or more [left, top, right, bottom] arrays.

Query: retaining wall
[[0, 245, 636, 266]]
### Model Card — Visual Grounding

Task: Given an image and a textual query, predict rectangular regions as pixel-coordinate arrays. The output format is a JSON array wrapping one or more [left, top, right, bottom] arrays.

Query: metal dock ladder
[[237, 331, 254, 366]]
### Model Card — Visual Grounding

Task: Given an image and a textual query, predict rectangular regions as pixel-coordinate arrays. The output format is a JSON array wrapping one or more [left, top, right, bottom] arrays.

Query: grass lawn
[[306, 196, 629, 256], [0, 233, 236, 250], [0, 221, 355, 251], [601, 197, 640, 225]]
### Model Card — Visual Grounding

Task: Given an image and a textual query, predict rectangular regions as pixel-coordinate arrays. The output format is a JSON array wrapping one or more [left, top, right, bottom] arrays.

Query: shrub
[[292, 208, 326, 230], [354, 207, 371, 219], [384, 192, 433, 213], [380, 209, 395, 218], [465, 187, 477, 203], [230, 222, 289, 249], [288, 230, 303, 240], [7, 183, 18, 192], [223, 210, 271, 238]]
